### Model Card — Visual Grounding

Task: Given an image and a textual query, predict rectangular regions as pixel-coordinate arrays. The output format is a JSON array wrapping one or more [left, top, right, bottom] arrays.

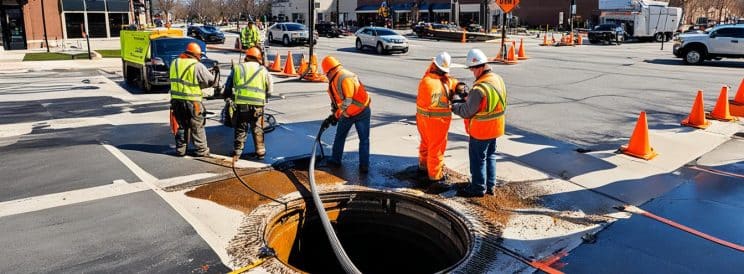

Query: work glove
[[321, 114, 337, 130]]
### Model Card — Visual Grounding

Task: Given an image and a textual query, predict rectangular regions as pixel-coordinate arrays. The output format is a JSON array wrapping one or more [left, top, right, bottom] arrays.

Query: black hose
[[232, 157, 288, 210], [308, 125, 361, 274]]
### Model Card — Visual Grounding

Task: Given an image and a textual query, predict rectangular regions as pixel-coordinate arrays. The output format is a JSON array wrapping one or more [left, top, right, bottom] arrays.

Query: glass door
[[2, 6, 26, 50]]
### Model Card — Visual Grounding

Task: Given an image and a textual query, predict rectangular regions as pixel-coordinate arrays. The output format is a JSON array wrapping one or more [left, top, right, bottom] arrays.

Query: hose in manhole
[[262, 190, 472, 274]]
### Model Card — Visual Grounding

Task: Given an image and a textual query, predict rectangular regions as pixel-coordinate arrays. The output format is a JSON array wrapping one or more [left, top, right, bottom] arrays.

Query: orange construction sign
[[496, 0, 520, 13]]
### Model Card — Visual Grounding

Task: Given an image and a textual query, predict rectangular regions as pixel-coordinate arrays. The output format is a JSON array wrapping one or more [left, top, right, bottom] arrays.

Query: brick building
[[1, 0, 137, 50]]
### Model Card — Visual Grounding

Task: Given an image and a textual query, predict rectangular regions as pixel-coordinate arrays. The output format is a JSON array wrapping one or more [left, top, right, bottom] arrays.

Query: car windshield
[[285, 24, 306, 31], [153, 39, 205, 57], [375, 29, 398, 36], [202, 26, 218, 32], [594, 24, 616, 31]]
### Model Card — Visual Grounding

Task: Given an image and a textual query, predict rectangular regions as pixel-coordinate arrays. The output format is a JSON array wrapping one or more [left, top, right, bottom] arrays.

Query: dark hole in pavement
[[265, 191, 471, 274]]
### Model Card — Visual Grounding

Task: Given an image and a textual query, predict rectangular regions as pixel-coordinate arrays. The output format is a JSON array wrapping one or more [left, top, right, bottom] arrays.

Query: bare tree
[[157, 0, 178, 22]]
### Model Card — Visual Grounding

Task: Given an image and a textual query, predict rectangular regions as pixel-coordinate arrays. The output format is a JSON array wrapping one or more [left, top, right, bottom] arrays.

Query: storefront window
[[65, 13, 85, 38], [61, 0, 85, 11], [88, 13, 107, 38], [85, 0, 105, 11], [107, 0, 129, 12], [108, 13, 128, 37]]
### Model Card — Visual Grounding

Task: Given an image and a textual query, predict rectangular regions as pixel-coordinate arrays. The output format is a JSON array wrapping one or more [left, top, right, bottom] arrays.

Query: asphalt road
[[2, 33, 743, 272]]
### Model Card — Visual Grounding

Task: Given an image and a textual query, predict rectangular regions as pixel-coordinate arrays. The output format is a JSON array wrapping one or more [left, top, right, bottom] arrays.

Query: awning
[[420, 3, 452, 13], [355, 4, 379, 14], [391, 3, 414, 13]]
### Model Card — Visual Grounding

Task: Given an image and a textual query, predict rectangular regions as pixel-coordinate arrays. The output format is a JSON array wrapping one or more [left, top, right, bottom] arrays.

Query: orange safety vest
[[416, 66, 458, 117], [465, 72, 507, 140], [328, 68, 370, 118]]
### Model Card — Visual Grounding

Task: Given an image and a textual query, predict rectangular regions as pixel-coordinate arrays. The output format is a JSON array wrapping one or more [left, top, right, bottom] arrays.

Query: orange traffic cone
[[541, 34, 550, 46], [681, 90, 710, 129], [492, 43, 505, 61], [504, 43, 518, 64], [576, 33, 583, 45], [732, 78, 744, 105], [301, 54, 328, 82], [268, 50, 282, 72], [297, 54, 308, 75], [461, 31, 467, 43], [620, 111, 658, 160], [551, 33, 556, 45], [282, 51, 298, 76], [708, 85, 735, 121], [517, 38, 529, 60], [568, 32, 575, 46]]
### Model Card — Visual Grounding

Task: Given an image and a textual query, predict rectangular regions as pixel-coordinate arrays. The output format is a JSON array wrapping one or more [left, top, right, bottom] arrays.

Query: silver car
[[267, 22, 317, 46], [355, 27, 409, 54]]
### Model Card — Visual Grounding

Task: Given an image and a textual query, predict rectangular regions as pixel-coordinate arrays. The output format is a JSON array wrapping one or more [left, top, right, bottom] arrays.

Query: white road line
[[0, 181, 149, 218], [101, 144, 232, 267]]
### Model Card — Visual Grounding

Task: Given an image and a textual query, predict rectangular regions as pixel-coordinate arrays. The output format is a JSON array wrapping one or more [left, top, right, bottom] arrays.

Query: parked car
[[588, 24, 625, 45], [355, 26, 409, 54], [187, 25, 225, 44], [315, 22, 342, 38], [673, 24, 744, 64], [267, 22, 318, 46]]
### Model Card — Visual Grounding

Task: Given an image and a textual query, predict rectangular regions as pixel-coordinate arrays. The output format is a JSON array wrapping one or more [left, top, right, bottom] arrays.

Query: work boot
[[456, 189, 485, 198], [485, 188, 494, 195], [255, 153, 265, 160], [425, 178, 451, 194], [194, 149, 210, 157]]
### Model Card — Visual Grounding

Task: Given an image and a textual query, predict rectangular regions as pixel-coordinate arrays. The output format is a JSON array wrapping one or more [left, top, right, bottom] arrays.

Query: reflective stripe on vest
[[233, 62, 267, 106], [169, 58, 202, 101], [334, 72, 368, 109], [472, 81, 506, 121], [416, 106, 451, 117]]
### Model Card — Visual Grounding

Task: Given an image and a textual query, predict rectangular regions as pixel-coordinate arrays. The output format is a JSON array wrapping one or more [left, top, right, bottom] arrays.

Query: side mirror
[[709, 32, 717, 38]]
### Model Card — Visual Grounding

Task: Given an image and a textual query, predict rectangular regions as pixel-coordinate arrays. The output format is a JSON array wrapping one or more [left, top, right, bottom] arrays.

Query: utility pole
[[308, 0, 315, 68], [336, 0, 340, 25], [40, 0, 50, 52], [569, 0, 576, 34]]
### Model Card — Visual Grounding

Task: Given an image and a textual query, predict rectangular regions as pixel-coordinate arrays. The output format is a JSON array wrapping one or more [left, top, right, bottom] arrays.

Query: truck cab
[[121, 29, 220, 93], [673, 25, 744, 64]]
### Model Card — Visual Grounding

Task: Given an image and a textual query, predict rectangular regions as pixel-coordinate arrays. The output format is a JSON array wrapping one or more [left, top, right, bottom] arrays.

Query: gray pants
[[234, 105, 265, 157], [172, 99, 209, 156]]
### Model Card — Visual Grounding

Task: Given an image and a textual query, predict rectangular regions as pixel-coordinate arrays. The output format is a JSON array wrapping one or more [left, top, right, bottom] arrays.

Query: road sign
[[496, 0, 520, 13]]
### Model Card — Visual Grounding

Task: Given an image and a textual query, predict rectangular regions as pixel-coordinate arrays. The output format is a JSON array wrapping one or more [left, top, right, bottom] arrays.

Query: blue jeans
[[464, 138, 497, 195], [331, 107, 371, 168]]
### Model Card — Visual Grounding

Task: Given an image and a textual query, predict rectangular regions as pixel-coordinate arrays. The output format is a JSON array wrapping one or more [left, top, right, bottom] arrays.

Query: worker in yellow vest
[[224, 47, 273, 160], [169, 42, 215, 157], [452, 49, 507, 197], [241, 20, 261, 49]]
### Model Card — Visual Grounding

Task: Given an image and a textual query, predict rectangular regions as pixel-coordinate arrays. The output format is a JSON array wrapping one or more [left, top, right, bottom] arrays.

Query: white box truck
[[599, 0, 682, 42]]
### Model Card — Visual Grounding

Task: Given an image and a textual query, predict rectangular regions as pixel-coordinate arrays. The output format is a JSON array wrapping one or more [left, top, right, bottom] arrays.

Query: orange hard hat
[[185, 42, 202, 58], [245, 47, 262, 60], [321, 56, 341, 74]]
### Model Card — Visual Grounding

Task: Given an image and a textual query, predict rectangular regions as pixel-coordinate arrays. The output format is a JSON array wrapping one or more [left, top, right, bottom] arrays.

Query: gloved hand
[[321, 114, 338, 129], [455, 83, 468, 95]]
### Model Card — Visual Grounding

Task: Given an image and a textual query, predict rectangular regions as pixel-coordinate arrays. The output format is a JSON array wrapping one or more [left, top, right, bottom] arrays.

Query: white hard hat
[[433, 52, 451, 73], [466, 48, 489, 68]]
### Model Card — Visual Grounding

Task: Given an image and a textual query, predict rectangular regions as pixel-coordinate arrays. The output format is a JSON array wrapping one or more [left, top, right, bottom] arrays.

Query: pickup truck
[[120, 29, 220, 92], [588, 24, 624, 45], [673, 24, 744, 65]]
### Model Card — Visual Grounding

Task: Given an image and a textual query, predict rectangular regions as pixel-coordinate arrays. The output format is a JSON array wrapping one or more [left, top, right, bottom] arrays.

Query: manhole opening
[[265, 191, 472, 274]]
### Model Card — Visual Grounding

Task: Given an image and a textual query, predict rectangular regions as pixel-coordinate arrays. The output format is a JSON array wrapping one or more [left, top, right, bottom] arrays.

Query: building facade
[[1, 0, 136, 50], [271, 0, 358, 26], [355, 0, 501, 29]]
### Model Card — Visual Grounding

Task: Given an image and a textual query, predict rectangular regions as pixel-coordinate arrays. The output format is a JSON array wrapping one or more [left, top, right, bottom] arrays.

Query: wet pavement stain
[[466, 184, 539, 225], [185, 168, 345, 213]]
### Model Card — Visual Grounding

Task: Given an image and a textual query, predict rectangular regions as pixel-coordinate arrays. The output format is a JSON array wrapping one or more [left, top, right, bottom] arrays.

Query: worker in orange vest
[[452, 49, 507, 197], [416, 52, 466, 187], [321, 56, 372, 173]]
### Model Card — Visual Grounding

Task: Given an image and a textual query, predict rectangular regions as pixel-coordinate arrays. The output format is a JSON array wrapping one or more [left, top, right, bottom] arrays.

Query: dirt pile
[[186, 168, 345, 213], [467, 184, 539, 225]]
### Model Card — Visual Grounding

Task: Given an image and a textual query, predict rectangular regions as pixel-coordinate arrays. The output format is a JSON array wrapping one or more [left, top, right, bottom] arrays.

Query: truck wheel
[[282, 35, 290, 46], [268, 33, 273, 43], [355, 39, 363, 50], [123, 63, 132, 84], [654, 33, 665, 42], [683, 47, 706, 65]]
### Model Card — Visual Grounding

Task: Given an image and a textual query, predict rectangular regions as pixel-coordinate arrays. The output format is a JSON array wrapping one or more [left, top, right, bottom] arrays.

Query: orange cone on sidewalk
[[300, 54, 328, 82], [461, 31, 467, 43], [681, 90, 710, 129], [517, 38, 529, 60], [708, 85, 735, 121], [551, 33, 556, 44], [268, 50, 282, 72], [281, 51, 298, 76], [576, 33, 583, 45], [620, 111, 658, 160], [541, 34, 550, 46], [297, 54, 308, 75], [732, 78, 744, 105]]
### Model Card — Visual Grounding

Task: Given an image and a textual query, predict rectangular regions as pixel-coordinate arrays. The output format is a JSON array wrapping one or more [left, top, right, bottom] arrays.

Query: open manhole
[[252, 190, 473, 273]]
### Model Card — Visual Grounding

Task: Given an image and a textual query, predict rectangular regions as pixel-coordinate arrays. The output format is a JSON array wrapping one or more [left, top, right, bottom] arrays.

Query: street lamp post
[[40, 0, 50, 52]]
